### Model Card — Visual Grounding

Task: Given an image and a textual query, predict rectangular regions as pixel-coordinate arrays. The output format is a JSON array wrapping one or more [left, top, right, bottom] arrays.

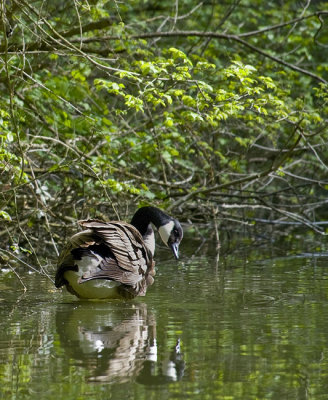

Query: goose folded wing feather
[[78, 220, 151, 274], [78, 257, 143, 286]]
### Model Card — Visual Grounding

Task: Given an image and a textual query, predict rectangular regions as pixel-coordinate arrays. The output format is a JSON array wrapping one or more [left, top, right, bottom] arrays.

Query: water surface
[[1, 230, 328, 399]]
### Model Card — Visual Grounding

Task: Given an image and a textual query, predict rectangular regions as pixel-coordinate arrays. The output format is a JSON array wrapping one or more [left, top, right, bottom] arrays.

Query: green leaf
[[0, 210, 11, 221]]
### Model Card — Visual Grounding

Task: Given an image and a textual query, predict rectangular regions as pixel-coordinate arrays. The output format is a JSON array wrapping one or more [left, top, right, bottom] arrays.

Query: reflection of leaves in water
[[55, 302, 184, 384]]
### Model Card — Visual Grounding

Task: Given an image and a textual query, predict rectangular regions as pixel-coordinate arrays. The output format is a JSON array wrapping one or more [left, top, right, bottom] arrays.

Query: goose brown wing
[[55, 220, 154, 295], [78, 220, 153, 274], [55, 229, 99, 287]]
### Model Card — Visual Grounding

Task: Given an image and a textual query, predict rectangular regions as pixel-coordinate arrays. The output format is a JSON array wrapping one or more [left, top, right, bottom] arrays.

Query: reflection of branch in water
[[55, 302, 184, 384]]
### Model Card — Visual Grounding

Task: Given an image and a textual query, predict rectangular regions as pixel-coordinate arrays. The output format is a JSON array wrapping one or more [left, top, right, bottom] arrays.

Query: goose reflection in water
[[55, 302, 184, 384]]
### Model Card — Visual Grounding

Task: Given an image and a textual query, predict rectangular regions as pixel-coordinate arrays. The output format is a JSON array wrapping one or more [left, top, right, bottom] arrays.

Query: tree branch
[[66, 28, 327, 84], [238, 10, 328, 38], [168, 123, 304, 210], [4, 3, 328, 84], [124, 31, 327, 84]]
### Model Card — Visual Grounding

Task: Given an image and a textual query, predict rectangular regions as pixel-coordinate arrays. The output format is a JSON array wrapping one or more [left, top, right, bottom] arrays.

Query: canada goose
[[55, 206, 183, 299]]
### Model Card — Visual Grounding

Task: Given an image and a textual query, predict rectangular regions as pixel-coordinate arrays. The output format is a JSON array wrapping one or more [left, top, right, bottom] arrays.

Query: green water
[[1, 231, 328, 399]]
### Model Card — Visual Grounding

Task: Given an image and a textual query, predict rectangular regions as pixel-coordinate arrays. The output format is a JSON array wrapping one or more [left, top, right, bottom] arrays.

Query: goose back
[[55, 219, 155, 299]]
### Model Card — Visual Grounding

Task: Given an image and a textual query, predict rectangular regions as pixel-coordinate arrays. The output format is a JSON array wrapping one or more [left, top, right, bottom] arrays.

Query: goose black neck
[[130, 206, 171, 236]]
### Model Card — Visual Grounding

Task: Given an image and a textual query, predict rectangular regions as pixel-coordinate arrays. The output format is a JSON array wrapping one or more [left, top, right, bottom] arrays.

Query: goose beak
[[169, 242, 179, 260]]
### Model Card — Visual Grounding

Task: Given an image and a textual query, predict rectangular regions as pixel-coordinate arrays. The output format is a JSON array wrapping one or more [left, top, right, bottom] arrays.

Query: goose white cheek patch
[[158, 221, 175, 245]]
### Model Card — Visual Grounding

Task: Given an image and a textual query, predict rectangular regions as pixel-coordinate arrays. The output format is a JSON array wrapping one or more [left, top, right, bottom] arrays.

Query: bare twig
[[169, 122, 303, 210]]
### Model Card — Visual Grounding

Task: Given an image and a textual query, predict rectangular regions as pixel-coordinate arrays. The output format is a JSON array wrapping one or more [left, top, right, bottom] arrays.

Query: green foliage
[[0, 0, 328, 257]]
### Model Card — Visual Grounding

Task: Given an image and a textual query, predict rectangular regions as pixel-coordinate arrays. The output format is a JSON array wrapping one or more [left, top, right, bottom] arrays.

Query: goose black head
[[158, 218, 183, 260], [130, 206, 183, 259]]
